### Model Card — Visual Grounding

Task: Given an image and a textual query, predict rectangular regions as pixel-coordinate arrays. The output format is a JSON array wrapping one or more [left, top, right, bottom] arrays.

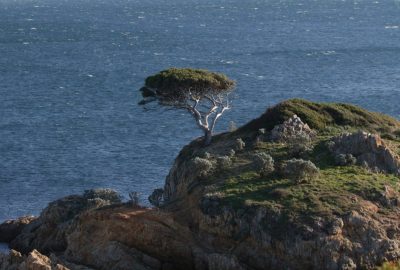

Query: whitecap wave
[[385, 25, 399, 29]]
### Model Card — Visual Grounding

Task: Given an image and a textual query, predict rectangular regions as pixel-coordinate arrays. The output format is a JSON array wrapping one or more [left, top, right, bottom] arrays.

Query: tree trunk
[[204, 130, 212, 146]]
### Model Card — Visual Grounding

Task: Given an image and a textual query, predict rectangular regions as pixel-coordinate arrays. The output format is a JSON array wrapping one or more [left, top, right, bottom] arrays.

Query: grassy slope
[[240, 98, 400, 137], [206, 99, 400, 220]]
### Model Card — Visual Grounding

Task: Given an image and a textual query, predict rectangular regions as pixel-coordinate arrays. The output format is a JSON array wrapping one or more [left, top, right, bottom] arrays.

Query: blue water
[[0, 242, 8, 254], [0, 0, 399, 221]]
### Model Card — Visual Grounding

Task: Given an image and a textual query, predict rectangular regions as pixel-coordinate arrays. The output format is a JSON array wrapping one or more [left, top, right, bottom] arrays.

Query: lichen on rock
[[270, 114, 316, 143], [329, 131, 400, 175]]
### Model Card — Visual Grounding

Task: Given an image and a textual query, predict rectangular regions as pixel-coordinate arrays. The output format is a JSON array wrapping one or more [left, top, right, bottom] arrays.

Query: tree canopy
[[139, 68, 236, 146], [142, 68, 235, 103]]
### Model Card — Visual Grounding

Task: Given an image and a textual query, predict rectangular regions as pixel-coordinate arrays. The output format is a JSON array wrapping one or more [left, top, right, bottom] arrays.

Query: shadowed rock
[[0, 216, 36, 243], [8, 189, 121, 254]]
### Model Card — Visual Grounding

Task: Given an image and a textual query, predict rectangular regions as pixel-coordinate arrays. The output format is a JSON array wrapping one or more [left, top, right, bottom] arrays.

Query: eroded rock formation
[[9, 189, 122, 254], [0, 249, 73, 270], [0, 216, 36, 243], [329, 131, 400, 175], [270, 114, 316, 142]]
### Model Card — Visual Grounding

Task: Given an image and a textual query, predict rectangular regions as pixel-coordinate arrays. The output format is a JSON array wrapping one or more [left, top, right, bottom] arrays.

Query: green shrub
[[334, 153, 357, 166], [252, 152, 275, 176], [283, 159, 319, 184], [217, 156, 232, 169], [191, 157, 214, 177], [240, 99, 400, 134], [144, 68, 235, 100]]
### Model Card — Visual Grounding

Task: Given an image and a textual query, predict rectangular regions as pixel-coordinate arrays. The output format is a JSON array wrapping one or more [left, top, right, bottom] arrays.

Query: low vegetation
[[283, 159, 319, 184], [188, 99, 400, 223], [378, 262, 400, 270], [240, 99, 400, 136], [251, 152, 275, 176]]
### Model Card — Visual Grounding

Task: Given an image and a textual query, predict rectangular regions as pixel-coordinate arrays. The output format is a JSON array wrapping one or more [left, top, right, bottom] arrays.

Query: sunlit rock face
[[329, 131, 400, 175]]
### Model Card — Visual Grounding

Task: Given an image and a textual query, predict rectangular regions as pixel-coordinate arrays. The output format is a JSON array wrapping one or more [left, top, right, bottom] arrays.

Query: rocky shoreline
[[1, 99, 400, 270]]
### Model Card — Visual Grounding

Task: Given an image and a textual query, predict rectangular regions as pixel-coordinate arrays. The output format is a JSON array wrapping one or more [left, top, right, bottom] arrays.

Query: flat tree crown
[[139, 68, 235, 146], [142, 68, 235, 102]]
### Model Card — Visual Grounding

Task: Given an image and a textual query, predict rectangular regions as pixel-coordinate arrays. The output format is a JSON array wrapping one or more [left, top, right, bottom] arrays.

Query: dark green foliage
[[240, 99, 400, 135], [334, 153, 357, 166], [143, 68, 235, 101]]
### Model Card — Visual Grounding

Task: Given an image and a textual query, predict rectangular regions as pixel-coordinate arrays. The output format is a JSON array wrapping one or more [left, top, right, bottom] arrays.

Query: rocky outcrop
[[65, 206, 198, 270], [148, 188, 164, 207], [0, 216, 36, 243], [2, 100, 400, 270], [0, 250, 24, 270], [329, 131, 400, 175], [196, 194, 400, 270], [270, 114, 316, 142], [0, 249, 72, 270], [379, 185, 400, 207], [8, 189, 122, 254]]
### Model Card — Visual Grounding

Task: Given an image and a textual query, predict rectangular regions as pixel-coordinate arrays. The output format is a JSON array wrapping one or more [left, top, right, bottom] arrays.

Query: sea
[[0, 0, 399, 222]]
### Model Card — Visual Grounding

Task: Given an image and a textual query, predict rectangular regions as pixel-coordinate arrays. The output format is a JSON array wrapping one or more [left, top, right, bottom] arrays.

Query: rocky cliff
[[1, 99, 400, 270]]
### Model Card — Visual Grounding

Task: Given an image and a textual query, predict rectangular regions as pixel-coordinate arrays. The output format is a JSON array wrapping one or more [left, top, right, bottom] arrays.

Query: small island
[[1, 99, 400, 270]]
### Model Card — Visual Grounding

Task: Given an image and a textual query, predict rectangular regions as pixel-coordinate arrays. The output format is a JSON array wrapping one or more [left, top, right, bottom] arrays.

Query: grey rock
[[9, 189, 121, 254], [328, 218, 344, 235], [235, 138, 245, 151], [270, 115, 316, 143], [329, 131, 400, 175]]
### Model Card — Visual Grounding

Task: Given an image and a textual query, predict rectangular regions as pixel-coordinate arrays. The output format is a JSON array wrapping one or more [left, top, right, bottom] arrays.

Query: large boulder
[[0, 249, 24, 270], [8, 189, 121, 254], [0, 216, 36, 243], [329, 131, 400, 175], [0, 249, 71, 270], [270, 114, 316, 143], [65, 207, 198, 270]]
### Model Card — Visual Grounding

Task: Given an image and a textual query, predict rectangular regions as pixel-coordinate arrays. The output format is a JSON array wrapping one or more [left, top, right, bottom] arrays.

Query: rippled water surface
[[0, 243, 8, 254], [0, 0, 399, 221]]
